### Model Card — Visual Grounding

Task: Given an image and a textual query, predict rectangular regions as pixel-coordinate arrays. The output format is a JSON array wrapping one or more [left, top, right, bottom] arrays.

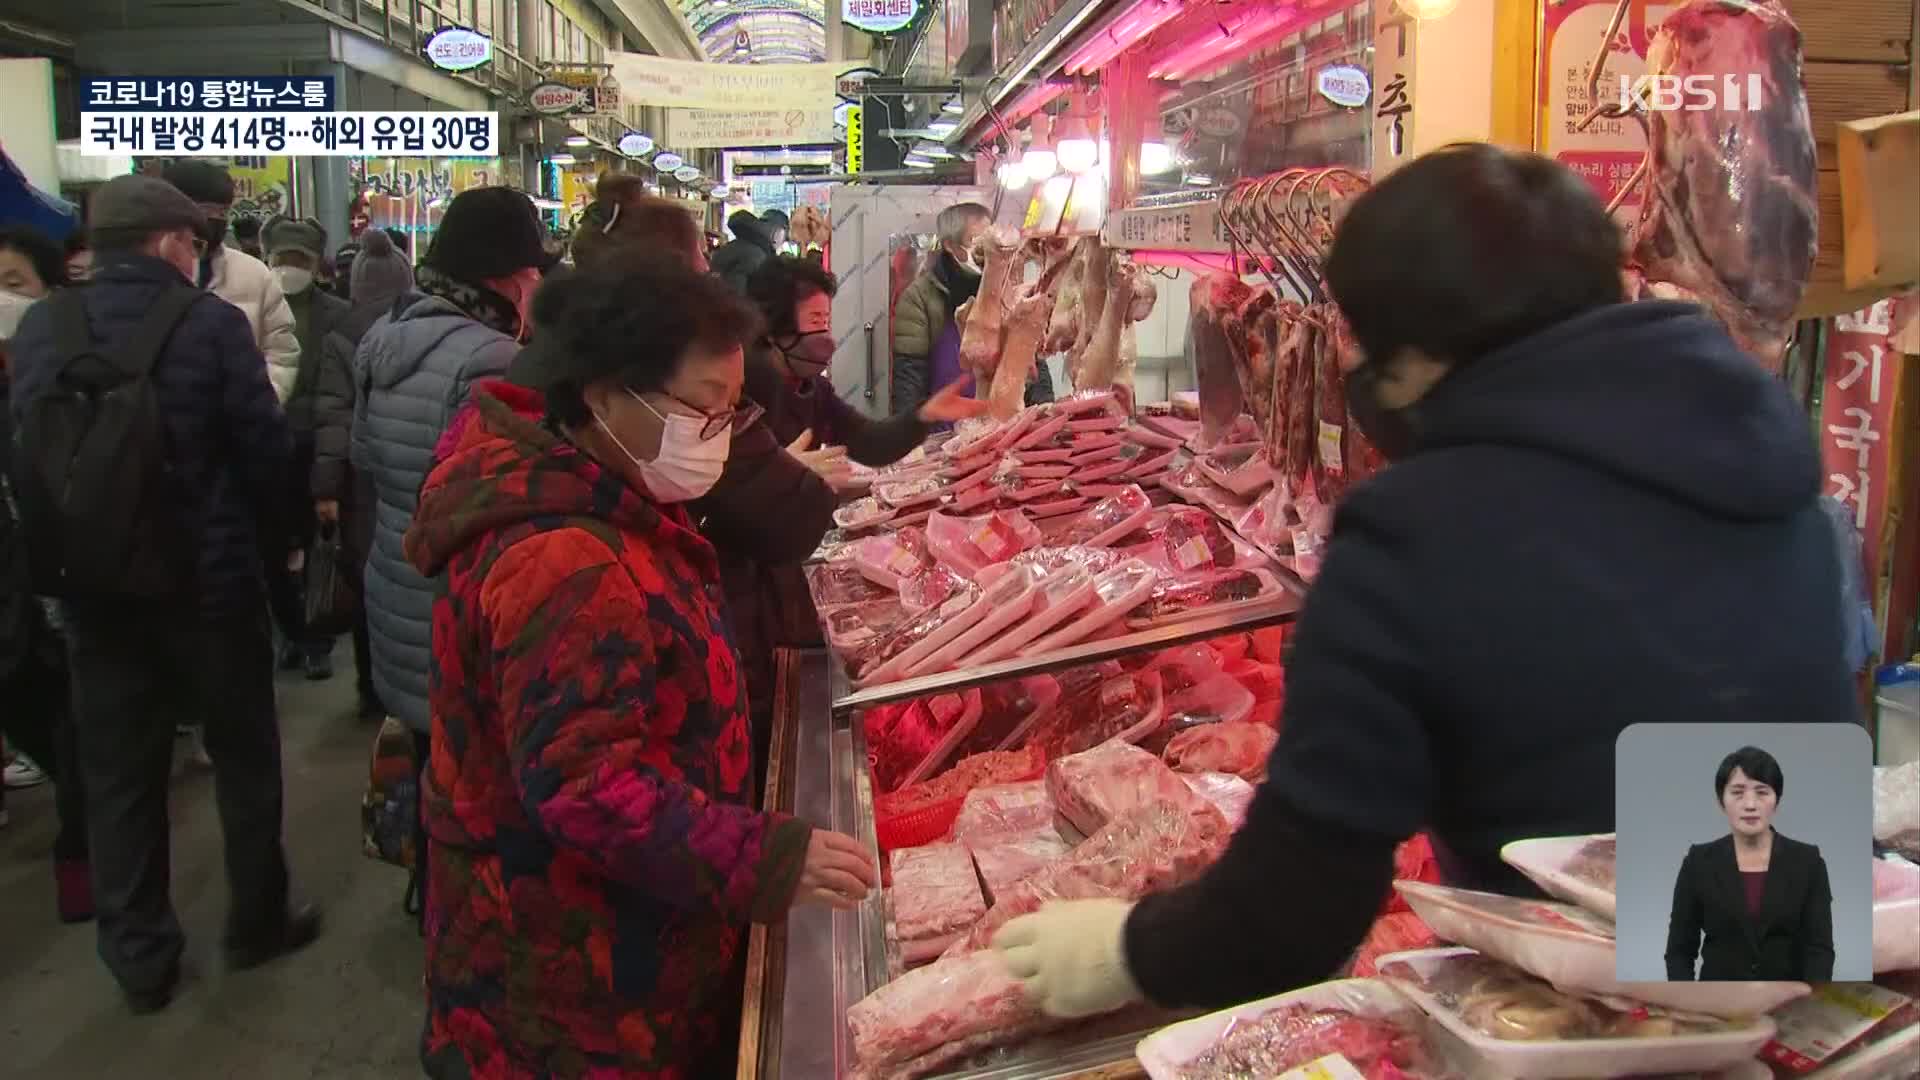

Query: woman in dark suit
[[1666, 746, 1835, 982]]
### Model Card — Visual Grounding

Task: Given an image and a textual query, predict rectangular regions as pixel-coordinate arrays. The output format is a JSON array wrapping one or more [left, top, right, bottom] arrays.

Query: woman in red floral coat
[[403, 260, 875, 1079]]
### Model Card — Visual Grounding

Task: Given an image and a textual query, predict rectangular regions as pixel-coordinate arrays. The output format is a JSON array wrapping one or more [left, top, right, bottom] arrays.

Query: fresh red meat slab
[[970, 826, 1073, 904], [1172, 1003, 1437, 1080], [846, 950, 1044, 1078], [949, 780, 1055, 843], [1047, 739, 1211, 836], [889, 843, 988, 964]]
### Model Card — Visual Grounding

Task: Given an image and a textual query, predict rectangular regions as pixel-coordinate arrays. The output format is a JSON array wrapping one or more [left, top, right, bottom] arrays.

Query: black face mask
[[200, 217, 229, 251], [1344, 359, 1419, 462]]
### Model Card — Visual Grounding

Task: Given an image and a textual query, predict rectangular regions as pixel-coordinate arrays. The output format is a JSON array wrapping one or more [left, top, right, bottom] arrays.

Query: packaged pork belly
[[1026, 669, 1167, 762], [874, 473, 950, 511], [1126, 568, 1278, 629], [846, 949, 1052, 1079], [1179, 772, 1255, 830], [851, 528, 934, 591], [835, 495, 897, 531], [962, 564, 1098, 667], [1164, 721, 1277, 780], [1196, 442, 1277, 497], [1041, 485, 1154, 548], [806, 562, 896, 611], [1393, 881, 1811, 1018], [822, 599, 913, 665], [923, 509, 1042, 579], [896, 563, 969, 614], [1047, 740, 1210, 837], [887, 843, 988, 965], [1378, 947, 1776, 1080], [1019, 558, 1160, 659], [970, 827, 1073, 905], [865, 689, 986, 793], [1134, 976, 1463, 1080], [856, 581, 988, 687], [1054, 388, 1124, 417], [901, 565, 1040, 680], [949, 780, 1056, 843]]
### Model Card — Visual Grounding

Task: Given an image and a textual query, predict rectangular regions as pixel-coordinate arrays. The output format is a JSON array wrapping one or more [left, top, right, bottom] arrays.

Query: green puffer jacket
[[890, 257, 1054, 418]]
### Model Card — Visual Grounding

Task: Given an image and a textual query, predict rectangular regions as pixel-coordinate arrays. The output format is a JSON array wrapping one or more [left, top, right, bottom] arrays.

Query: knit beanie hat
[[422, 187, 551, 282], [350, 228, 415, 311]]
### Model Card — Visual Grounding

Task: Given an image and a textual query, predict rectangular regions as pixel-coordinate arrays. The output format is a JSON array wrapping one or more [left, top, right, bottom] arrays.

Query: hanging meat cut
[[1187, 274, 1254, 449], [1624, 0, 1818, 370], [958, 227, 1025, 375]]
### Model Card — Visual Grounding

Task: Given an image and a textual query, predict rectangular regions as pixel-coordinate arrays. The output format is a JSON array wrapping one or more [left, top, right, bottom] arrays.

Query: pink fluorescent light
[[983, 82, 1067, 143], [1128, 250, 1245, 275], [1156, 16, 1301, 82], [1148, 5, 1296, 81], [1063, 0, 1185, 76]]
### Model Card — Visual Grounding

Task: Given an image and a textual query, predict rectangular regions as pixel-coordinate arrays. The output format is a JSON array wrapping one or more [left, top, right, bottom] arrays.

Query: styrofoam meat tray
[[1501, 834, 1619, 919], [1377, 947, 1776, 1080], [1134, 977, 1453, 1080]]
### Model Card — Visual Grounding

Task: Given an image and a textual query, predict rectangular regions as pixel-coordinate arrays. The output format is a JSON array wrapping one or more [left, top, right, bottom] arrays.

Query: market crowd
[[0, 144, 1864, 1078]]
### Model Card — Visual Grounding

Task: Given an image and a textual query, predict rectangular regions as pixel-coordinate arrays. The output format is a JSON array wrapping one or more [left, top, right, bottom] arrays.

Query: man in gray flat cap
[[262, 215, 348, 681], [6, 173, 321, 1017]]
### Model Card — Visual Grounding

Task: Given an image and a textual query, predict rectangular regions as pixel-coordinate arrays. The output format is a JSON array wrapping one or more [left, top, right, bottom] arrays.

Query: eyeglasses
[[634, 390, 764, 441]]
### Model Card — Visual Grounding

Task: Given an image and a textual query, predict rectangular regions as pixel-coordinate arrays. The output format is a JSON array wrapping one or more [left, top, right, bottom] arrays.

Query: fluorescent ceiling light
[[1054, 114, 1097, 174], [927, 119, 957, 137], [1184, 173, 1214, 186], [564, 134, 591, 147], [942, 98, 964, 115], [997, 159, 1030, 189], [547, 153, 577, 165], [903, 155, 936, 169]]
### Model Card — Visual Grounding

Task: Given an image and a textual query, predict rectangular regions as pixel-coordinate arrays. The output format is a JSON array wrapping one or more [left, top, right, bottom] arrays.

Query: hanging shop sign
[[836, 67, 881, 102], [1194, 106, 1242, 139], [137, 156, 291, 216], [610, 52, 840, 112], [1316, 64, 1372, 108], [422, 26, 493, 72], [844, 0, 918, 35], [1821, 298, 1904, 613], [665, 108, 838, 149], [529, 81, 590, 116], [1536, 0, 1678, 214], [618, 131, 655, 157], [653, 151, 685, 172], [845, 105, 863, 174], [1371, 0, 1419, 177], [673, 165, 703, 183]]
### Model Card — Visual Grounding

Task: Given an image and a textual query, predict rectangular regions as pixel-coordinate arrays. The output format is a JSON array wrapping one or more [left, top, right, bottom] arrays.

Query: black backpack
[[12, 286, 201, 599]]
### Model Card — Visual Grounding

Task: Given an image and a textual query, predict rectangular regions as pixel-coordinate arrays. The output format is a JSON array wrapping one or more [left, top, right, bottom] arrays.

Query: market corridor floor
[[0, 645, 423, 1078]]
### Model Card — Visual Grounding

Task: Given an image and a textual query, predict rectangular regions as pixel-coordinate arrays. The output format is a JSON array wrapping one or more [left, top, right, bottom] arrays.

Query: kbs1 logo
[[1619, 73, 1765, 112]]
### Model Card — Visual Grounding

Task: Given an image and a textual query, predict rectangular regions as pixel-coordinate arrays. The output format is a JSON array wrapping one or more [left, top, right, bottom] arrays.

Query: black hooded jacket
[[712, 210, 775, 295], [1125, 301, 1859, 1010]]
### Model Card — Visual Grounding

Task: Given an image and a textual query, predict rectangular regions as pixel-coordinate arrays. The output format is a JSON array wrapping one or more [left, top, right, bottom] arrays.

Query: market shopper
[[892, 201, 1052, 420], [566, 173, 711, 273], [263, 215, 349, 679], [988, 143, 1859, 1018], [312, 226, 414, 721], [6, 174, 319, 1013], [402, 258, 875, 1078], [161, 162, 300, 401], [352, 186, 545, 771], [711, 207, 786, 294]]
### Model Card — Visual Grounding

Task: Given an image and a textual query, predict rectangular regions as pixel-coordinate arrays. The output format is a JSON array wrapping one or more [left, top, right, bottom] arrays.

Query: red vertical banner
[[1820, 299, 1903, 599]]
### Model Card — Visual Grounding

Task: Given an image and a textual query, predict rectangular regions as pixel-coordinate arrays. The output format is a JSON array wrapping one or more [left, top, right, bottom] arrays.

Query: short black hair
[[1715, 746, 1785, 801], [231, 215, 261, 240], [63, 230, 90, 257], [384, 227, 410, 256], [746, 255, 838, 338], [0, 225, 69, 290], [1325, 143, 1624, 367], [533, 257, 762, 427]]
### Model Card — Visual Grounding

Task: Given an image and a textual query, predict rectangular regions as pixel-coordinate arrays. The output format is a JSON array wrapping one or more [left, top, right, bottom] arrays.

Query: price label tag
[[1318, 420, 1345, 473]]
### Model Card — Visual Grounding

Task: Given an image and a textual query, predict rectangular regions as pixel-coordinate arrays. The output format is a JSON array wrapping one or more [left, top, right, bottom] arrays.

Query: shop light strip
[[1148, 4, 1298, 81], [1062, 0, 1184, 77]]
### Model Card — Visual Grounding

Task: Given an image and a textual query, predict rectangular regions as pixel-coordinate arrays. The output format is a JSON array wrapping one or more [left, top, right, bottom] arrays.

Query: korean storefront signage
[[609, 52, 840, 112], [137, 155, 290, 216], [845, 105, 863, 174], [1316, 64, 1372, 108], [422, 26, 493, 72], [1537, 0, 1677, 215], [618, 131, 654, 157], [529, 81, 589, 116], [844, 0, 918, 34], [1371, 0, 1418, 176], [1821, 299, 1902, 599], [665, 108, 838, 149]]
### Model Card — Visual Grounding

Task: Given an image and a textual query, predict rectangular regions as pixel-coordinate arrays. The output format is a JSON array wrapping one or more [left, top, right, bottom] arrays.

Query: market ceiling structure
[[680, 0, 827, 63]]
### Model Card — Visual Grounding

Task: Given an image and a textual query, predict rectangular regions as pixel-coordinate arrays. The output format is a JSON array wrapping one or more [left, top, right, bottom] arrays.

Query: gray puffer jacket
[[350, 295, 519, 733]]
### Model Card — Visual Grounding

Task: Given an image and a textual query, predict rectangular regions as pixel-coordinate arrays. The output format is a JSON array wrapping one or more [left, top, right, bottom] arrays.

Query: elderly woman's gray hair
[[934, 202, 993, 249]]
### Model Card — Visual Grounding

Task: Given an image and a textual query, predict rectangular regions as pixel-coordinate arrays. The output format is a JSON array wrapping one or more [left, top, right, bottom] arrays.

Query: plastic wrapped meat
[[1056, 388, 1124, 417], [824, 600, 913, 664], [942, 800, 1231, 958], [1172, 1001, 1443, 1080], [889, 843, 988, 964], [874, 746, 1047, 822], [949, 780, 1056, 843], [970, 828, 1073, 904], [858, 583, 986, 686], [1380, 952, 1740, 1040], [897, 564, 969, 614], [1020, 559, 1160, 658], [1025, 670, 1167, 762], [876, 473, 950, 511], [1158, 508, 1239, 572], [1047, 739, 1211, 837], [866, 690, 985, 794], [924, 509, 1043, 579], [846, 950, 1050, 1079], [808, 563, 895, 610], [1131, 569, 1270, 626], [853, 528, 934, 590], [1039, 485, 1153, 548], [1181, 772, 1256, 830], [1008, 545, 1120, 578], [962, 563, 1098, 667], [1563, 836, 1617, 891], [903, 565, 1040, 678], [953, 676, 1062, 758], [836, 495, 897, 531], [1164, 721, 1278, 780], [1197, 443, 1276, 497]]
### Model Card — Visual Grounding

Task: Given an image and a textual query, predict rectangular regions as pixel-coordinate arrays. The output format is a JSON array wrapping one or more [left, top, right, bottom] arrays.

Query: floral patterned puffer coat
[[403, 380, 814, 1079]]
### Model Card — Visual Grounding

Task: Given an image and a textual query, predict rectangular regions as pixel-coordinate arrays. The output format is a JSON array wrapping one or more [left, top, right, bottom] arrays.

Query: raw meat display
[[948, 780, 1055, 843], [1196, 442, 1275, 497], [1070, 241, 1111, 382], [902, 565, 1039, 678], [957, 226, 1024, 375], [865, 690, 984, 794], [896, 564, 969, 614], [1076, 256, 1139, 393], [1129, 569, 1269, 624], [857, 583, 987, 685], [963, 563, 1098, 668], [970, 827, 1074, 904], [1564, 836, 1617, 890], [1046, 740, 1210, 837], [889, 843, 988, 964], [1163, 721, 1278, 780], [988, 287, 1059, 420], [1623, 0, 1817, 370], [1349, 910, 1440, 977], [941, 799, 1231, 958], [808, 563, 895, 610], [1020, 558, 1160, 657], [853, 528, 933, 590], [836, 495, 896, 531], [952, 676, 1062, 758], [1171, 1002, 1442, 1080], [1180, 772, 1256, 829], [873, 746, 1047, 824], [823, 600, 913, 663], [924, 509, 1042, 578], [846, 949, 1049, 1079], [1040, 485, 1154, 548], [875, 473, 949, 510], [1379, 951, 1741, 1040], [1025, 669, 1166, 761], [1158, 508, 1239, 572]]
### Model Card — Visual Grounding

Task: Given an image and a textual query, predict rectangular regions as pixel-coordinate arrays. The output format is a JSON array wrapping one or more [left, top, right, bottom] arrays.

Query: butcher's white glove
[[992, 898, 1143, 1019]]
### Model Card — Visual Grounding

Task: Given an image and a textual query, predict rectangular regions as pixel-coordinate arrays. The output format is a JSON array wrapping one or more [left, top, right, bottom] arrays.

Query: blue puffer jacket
[[7, 255, 291, 616], [351, 294, 518, 733]]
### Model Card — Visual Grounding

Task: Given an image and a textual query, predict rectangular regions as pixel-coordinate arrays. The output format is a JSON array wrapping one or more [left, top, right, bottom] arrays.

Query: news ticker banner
[[79, 77, 495, 157]]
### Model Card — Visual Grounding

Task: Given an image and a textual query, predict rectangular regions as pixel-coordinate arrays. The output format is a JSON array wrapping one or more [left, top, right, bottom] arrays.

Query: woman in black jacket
[[1665, 746, 1835, 982]]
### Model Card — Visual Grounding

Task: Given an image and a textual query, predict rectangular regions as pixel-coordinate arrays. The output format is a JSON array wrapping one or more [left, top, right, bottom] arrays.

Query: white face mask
[[593, 389, 730, 503], [274, 265, 314, 295], [0, 288, 37, 339]]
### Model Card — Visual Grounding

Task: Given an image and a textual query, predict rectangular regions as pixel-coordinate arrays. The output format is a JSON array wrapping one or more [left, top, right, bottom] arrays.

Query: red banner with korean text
[[1820, 299, 1902, 621]]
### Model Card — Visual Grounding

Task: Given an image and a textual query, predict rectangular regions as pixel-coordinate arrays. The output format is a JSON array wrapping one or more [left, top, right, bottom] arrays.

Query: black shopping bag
[[304, 525, 359, 638]]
